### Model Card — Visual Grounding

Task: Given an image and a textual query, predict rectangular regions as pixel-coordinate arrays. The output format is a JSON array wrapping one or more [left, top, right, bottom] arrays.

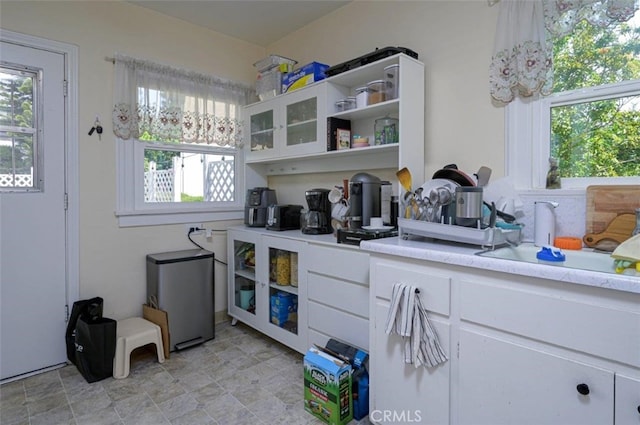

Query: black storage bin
[[65, 297, 103, 365], [74, 316, 117, 383]]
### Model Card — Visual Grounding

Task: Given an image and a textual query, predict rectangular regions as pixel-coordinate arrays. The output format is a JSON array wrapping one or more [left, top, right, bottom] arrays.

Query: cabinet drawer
[[308, 272, 368, 318], [372, 260, 451, 317], [308, 301, 369, 351], [307, 244, 369, 284], [460, 280, 640, 367]]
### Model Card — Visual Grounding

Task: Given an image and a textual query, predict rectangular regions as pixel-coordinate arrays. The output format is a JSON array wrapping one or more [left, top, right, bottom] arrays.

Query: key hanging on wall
[[88, 116, 103, 140]]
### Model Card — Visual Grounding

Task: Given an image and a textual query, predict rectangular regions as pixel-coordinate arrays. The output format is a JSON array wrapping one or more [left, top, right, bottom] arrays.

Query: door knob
[[576, 383, 590, 395]]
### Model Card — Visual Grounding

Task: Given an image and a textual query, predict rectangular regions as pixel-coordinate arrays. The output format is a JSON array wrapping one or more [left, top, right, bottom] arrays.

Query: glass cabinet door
[[248, 106, 275, 156], [231, 239, 257, 316], [280, 85, 326, 157], [267, 247, 299, 336], [286, 97, 317, 147], [261, 235, 306, 352]]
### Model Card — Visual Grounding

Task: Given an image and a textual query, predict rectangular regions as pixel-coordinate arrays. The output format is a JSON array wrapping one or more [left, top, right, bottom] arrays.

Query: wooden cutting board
[[585, 185, 640, 234]]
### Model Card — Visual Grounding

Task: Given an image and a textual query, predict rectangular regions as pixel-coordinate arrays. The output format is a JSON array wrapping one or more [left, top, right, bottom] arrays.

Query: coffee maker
[[302, 188, 332, 234], [347, 172, 382, 229], [244, 187, 277, 227]]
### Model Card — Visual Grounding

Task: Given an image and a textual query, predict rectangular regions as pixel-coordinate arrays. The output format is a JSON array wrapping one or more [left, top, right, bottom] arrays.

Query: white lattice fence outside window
[[144, 161, 174, 202], [0, 173, 33, 188], [206, 160, 234, 202], [143, 159, 233, 202]]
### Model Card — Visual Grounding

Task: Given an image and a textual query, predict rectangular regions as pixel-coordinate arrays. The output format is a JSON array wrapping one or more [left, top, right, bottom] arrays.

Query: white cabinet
[[615, 374, 640, 424], [306, 243, 370, 351], [245, 84, 326, 162], [458, 330, 614, 425], [243, 54, 424, 188], [368, 253, 640, 425], [228, 228, 307, 353], [369, 257, 451, 425]]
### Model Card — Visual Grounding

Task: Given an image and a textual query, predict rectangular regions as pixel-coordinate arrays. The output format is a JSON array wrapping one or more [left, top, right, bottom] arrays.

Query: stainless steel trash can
[[146, 249, 214, 351]]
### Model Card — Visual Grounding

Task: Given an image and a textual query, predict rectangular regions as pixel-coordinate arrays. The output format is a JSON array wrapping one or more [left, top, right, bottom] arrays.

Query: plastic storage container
[[276, 249, 291, 285], [253, 55, 297, 72], [335, 97, 356, 112], [384, 64, 400, 100], [355, 86, 368, 108], [367, 80, 386, 105]]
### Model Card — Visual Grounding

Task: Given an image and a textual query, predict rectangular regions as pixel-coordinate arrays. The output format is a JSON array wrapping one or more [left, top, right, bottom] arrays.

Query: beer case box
[[304, 346, 353, 425], [282, 62, 330, 93]]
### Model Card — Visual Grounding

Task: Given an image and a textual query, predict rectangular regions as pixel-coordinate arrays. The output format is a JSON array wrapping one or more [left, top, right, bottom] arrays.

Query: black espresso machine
[[244, 187, 277, 227], [338, 172, 398, 245]]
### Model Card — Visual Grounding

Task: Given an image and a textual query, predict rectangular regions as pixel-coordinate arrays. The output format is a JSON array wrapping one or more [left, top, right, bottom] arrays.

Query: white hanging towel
[[385, 282, 448, 368]]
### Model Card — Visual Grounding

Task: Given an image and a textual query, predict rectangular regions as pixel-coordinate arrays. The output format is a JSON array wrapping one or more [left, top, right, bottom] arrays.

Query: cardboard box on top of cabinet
[[304, 345, 353, 425], [282, 62, 330, 93]]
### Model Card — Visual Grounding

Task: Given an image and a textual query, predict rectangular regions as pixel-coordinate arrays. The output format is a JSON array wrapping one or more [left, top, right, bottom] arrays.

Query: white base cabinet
[[228, 227, 370, 354], [369, 257, 452, 425], [228, 228, 307, 353], [369, 254, 640, 425]]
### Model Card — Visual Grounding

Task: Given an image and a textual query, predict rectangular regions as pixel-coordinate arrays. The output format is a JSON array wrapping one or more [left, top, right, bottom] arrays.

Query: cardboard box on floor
[[304, 345, 352, 425], [142, 303, 170, 359]]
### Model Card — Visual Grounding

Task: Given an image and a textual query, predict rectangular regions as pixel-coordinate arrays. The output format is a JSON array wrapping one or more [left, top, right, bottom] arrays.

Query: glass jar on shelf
[[276, 249, 291, 286], [374, 116, 399, 145]]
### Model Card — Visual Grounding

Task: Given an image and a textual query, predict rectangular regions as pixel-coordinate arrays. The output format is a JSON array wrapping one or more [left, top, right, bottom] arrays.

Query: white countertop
[[360, 236, 640, 295]]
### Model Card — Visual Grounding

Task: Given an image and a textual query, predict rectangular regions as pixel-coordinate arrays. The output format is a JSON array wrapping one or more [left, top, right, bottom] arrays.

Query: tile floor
[[0, 321, 372, 425]]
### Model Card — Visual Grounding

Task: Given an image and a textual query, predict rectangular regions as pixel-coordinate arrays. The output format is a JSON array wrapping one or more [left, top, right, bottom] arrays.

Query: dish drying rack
[[398, 218, 522, 249]]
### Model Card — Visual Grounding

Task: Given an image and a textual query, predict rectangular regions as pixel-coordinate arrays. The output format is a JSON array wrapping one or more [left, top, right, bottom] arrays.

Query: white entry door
[[0, 40, 68, 380]]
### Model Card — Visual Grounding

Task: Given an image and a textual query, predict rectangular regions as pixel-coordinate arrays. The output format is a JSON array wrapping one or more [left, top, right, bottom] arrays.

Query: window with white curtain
[[112, 53, 255, 226], [492, 0, 640, 190]]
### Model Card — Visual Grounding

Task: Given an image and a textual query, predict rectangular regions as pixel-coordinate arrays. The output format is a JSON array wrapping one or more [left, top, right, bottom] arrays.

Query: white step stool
[[113, 317, 165, 379]]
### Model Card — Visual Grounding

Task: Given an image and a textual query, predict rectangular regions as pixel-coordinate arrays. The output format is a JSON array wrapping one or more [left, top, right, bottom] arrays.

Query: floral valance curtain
[[112, 53, 256, 146], [490, 0, 639, 104]]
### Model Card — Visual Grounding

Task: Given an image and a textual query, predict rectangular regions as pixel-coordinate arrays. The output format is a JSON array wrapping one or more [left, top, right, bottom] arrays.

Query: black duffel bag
[[65, 297, 104, 364], [74, 315, 117, 383]]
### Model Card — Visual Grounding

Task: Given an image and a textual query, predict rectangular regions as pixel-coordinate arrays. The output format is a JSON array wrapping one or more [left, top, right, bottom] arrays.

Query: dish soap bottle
[[545, 157, 561, 189]]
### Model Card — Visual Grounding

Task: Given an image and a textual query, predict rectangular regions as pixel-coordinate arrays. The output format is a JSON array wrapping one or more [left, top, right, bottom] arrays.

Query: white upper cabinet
[[245, 84, 327, 161], [243, 54, 425, 186]]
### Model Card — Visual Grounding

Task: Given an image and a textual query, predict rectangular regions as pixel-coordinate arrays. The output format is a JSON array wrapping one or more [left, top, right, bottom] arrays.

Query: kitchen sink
[[477, 243, 621, 275]]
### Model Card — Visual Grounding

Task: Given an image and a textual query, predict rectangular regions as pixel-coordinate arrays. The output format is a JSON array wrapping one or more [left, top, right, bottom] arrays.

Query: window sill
[[115, 208, 243, 227]]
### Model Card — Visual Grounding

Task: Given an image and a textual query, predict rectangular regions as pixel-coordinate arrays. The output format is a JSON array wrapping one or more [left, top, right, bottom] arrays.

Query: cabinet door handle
[[576, 383, 590, 395]]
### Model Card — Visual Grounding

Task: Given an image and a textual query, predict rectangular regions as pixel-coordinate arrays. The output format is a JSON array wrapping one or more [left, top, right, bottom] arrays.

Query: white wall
[[268, 1, 504, 179], [0, 1, 510, 320], [0, 0, 265, 320]]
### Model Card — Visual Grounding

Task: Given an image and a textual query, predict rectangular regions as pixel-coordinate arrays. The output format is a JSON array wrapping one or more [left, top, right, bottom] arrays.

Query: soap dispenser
[[534, 201, 559, 246]]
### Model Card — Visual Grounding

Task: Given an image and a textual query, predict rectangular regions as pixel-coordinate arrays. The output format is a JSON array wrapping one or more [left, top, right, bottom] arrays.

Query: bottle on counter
[[633, 208, 640, 236]]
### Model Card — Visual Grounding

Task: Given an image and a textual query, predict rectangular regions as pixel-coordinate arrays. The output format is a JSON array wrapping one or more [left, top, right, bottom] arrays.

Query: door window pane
[[0, 70, 34, 127], [0, 66, 39, 191]]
